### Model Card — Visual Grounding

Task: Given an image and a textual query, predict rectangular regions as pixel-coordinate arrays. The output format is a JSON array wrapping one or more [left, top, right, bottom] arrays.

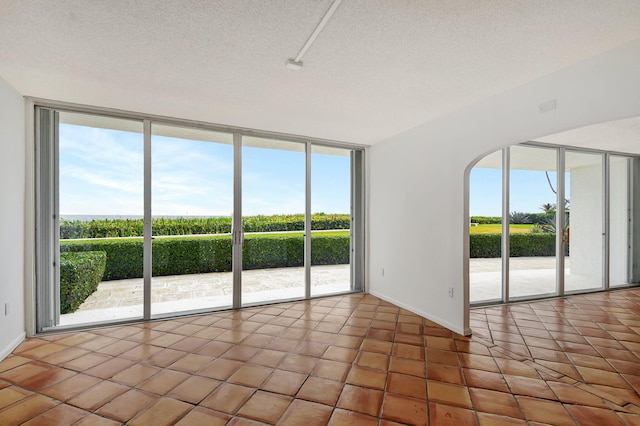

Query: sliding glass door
[[469, 143, 639, 306], [151, 124, 234, 315], [36, 105, 365, 331], [241, 137, 306, 305], [52, 111, 145, 326]]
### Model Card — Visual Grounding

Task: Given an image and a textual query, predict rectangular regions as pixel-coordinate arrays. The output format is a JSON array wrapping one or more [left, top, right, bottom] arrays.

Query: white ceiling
[[1, 0, 640, 145]]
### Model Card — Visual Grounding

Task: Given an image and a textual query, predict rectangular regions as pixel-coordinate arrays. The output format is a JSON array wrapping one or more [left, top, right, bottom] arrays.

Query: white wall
[[0, 76, 25, 359], [369, 40, 640, 335]]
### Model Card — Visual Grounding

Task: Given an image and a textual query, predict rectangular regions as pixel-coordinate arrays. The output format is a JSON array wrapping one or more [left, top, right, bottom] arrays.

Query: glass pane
[[509, 145, 558, 300], [469, 149, 503, 303], [610, 156, 632, 287], [151, 124, 234, 315], [565, 151, 604, 292], [242, 137, 305, 305], [58, 112, 144, 326], [311, 145, 352, 296]]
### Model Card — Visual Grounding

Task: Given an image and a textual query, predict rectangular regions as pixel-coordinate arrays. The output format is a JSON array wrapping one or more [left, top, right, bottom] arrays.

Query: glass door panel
[[509, 146, 558, 300], [565, 151, 604, 292], [241, 137, 305, 305], [610, 156, 634, 287], [469, 149, 503, 303], [151, 124, 234, 315], [311, 145, 352, 296], [58, 112, 144, 326]]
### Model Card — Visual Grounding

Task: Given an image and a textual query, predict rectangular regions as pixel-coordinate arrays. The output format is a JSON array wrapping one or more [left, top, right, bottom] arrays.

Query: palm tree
[[540, 203, 555, 214]]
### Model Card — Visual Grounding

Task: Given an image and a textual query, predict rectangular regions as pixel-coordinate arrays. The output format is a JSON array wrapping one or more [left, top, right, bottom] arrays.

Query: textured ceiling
[[1, 0, 639, 145]]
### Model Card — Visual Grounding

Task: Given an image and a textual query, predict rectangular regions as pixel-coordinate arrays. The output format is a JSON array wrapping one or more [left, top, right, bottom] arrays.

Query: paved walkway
[[61, 257, 608, 326], [61, 265, 351, 326]]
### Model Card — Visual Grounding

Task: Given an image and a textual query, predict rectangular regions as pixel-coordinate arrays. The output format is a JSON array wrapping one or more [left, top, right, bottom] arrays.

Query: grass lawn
[[469, 224, 532, 234]]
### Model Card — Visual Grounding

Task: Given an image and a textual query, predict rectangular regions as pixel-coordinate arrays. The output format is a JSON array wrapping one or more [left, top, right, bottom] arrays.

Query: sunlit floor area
[[3, 290, 640, 424], [61, 265, 351, 326]]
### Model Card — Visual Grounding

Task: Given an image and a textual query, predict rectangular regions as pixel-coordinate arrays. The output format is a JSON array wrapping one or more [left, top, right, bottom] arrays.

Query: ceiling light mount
[[286, 0, 344, 70]]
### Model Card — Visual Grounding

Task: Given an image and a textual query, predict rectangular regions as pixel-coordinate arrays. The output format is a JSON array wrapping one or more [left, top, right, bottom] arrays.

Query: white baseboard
[[369, 290, 471, 336], [0, 332, 26, 362]]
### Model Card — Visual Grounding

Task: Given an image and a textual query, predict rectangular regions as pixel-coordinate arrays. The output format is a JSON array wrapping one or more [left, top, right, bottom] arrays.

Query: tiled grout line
[[471, 290, 640, 419]]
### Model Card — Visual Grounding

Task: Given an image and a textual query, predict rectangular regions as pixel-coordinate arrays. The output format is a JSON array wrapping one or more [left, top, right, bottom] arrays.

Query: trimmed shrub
[[470, 216, 501, 225], [60, 232, 350, 280], [60, 251, 107, 314], [470, 233, 557, 258], [59, 214, 351, 239]]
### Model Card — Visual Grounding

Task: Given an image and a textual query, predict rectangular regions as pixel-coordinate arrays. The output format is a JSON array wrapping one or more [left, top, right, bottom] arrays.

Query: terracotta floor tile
[[137, 369, 190, 395], [168, 375, 221, 404], [547, 381, 610, 408], [20, 366, 76, 391], [0, 362, 52, 384], [21, 403, 89, 426], [322, 346, 358, 363], [429, 348, 462, 367], [463, 368, 510, 393], [41, 347, 90, 364], [194, 340, 234, 357], [174, 406, 230, 426], [469, 387, 523, 419], [39, 373, 101, 401], [0, 394, 59, 425], [333, 335, 363, 349], [198, 358, 243, 380], [221, 345, 260, 362], [236, 390, 292, 424], [278, 354, 317, 374], [311, 359, 351, 382], [360, 339, 393, 354], [128, 397, 192, 426], [336, 384, 383, 416], [392, 343, 424, 360], [354, 351, 388, 371], [0, 356, 31, 373], [200, 383, 254, 414], [516, 396, 576, 426], [386, 372, 427, 399], [576, 365, 631, 388], [279, 399, 333, 426], [96, 389, 159, 423], [427, 380, 472, 408], [427, 363, 464, 384], [248, 349, 287, 368], [66, 380, 129, 411], [0, 386, 32, 409], [477, 412, 527, 425], [381, 393, 428, 426], [297, 376, 344, 405], [227, 364, 273, 388], [261, 369, 307, 396], [328, 408, 379, 425], [503, 374, 557, 400], [428, 402, 479, 426], [389, 357, 425, 378], [346, 365, 387, 390]]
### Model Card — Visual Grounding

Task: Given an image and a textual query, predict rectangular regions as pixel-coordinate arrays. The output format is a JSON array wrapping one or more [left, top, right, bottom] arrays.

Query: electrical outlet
[[448, 288, 454, 298], [381, 268, 385, 277]]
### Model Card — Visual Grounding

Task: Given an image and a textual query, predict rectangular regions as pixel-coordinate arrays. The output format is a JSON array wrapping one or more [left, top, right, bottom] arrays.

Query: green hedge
[[470, 233, 559, 258], [60, 214, 350, 239], [60, 232, 350, 281], [60, 251, 107, 314], [470, 216, 502, 225]]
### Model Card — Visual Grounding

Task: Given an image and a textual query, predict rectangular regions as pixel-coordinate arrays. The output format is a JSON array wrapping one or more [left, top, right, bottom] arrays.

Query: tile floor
[[1, 291, 640, 425]]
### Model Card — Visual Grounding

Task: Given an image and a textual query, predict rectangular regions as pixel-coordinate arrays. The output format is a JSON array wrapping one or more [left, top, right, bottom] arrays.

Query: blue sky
[[59, 124, 351, 217], [470, 168, 566, 216]]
